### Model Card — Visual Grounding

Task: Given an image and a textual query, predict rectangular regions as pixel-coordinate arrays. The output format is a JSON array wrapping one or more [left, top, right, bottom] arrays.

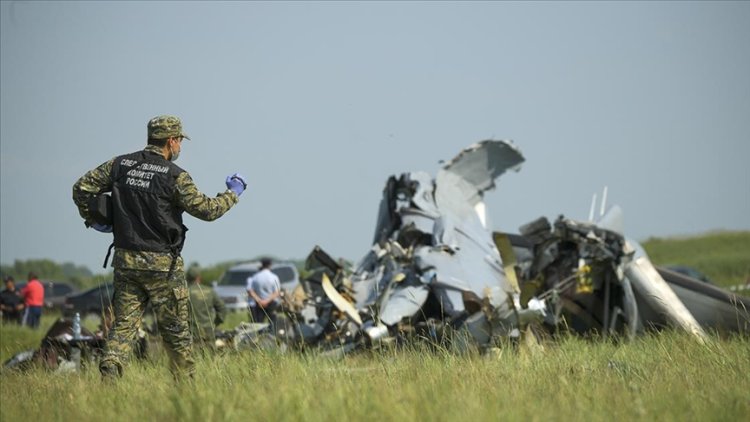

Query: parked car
[[213, 261, 300, 312], [62, 283, 114, 318], [14, 281, 78, 310], [44, 281, 79, 310]]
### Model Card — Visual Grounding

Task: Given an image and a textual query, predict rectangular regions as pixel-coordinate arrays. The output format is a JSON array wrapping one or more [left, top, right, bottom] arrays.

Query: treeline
[[0, 256, 315, 290], [0, 259, 111, 289]]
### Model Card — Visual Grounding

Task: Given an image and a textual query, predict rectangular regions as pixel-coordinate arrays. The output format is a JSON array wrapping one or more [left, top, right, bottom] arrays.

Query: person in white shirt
[[246, 258, 281, 323]]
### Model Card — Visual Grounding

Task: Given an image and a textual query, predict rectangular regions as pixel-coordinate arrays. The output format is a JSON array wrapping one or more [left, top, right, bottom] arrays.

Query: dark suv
[[62, 283, 114, 318], [45, 281, 78, 310]]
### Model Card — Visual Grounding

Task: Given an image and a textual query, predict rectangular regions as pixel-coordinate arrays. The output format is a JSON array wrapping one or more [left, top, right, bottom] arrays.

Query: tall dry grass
[[1, 317, 748, 421]]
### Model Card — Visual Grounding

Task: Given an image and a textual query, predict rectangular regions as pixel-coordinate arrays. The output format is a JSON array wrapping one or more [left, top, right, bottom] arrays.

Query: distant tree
[[0, 259, 111, 289], [60, 262, 93, 279]]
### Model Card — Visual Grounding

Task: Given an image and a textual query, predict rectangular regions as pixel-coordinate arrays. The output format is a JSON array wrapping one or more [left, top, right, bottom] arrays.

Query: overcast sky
[[1, 1, 748, 274]]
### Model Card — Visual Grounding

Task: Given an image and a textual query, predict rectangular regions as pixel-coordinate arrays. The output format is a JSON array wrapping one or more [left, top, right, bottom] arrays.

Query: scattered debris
[[3, 315, 149, 372]]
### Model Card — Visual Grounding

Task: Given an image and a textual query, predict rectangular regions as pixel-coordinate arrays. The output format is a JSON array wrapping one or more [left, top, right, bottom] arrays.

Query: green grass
[[2, 315, 749, 420], [641, 231, 750, 289]]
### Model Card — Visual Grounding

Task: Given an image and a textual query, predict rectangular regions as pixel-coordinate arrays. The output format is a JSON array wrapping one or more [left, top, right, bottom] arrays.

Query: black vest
[[110, 150, 187, 255]]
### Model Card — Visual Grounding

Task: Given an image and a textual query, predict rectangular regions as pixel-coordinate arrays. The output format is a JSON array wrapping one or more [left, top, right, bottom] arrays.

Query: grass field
[[642, 230, 750, 290], [1, 232, 748, 421], [1, 315, 748, 421]]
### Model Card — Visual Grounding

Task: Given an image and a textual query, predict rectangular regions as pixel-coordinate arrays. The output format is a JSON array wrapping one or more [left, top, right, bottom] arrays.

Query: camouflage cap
[[147, 115, 191, 140]]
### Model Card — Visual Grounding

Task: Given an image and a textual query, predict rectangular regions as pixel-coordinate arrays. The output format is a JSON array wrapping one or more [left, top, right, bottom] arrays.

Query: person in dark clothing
[[0, 276, 24, 324]]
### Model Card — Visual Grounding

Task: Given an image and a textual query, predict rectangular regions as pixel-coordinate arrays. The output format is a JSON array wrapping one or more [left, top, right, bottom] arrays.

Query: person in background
[[246, 258, 281, 324], [187, 265, 227, 347], [20, 272, 44, 329], [0, 276, 25, 325]]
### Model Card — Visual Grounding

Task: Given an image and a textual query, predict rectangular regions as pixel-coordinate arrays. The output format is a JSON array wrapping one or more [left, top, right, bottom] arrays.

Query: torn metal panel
[[378, 284, 430, 326], [322, 273, 362, 326], [439, 140, 525, 198], [463, 312, 492, 346], [434, 170, 485, 222], [351, 260, 384, 307], [408, 171, 440, 217]]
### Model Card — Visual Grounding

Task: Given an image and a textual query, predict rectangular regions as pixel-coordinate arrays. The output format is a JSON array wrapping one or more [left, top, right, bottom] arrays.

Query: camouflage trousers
[[100, 268, 195, 380]]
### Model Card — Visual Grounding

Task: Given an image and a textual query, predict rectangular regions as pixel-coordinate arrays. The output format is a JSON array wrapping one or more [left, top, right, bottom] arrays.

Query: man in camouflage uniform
[[186, 265, 226, 346], [72, 115, 247, 380]]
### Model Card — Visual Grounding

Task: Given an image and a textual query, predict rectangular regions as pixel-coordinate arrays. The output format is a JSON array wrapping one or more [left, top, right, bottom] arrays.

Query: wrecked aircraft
[[8, 141, 746, 367], [236, 140, 748, 355]]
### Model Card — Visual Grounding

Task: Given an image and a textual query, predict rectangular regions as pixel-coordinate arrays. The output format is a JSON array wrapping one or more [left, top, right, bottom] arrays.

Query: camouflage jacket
[[188, 283, 227, 341], [72, 145, 239, 271]]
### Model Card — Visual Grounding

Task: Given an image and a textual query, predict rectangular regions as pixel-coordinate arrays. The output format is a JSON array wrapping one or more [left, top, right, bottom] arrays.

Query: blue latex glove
[[91, 223, 113, 233], [225, 173, 247, 197]]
